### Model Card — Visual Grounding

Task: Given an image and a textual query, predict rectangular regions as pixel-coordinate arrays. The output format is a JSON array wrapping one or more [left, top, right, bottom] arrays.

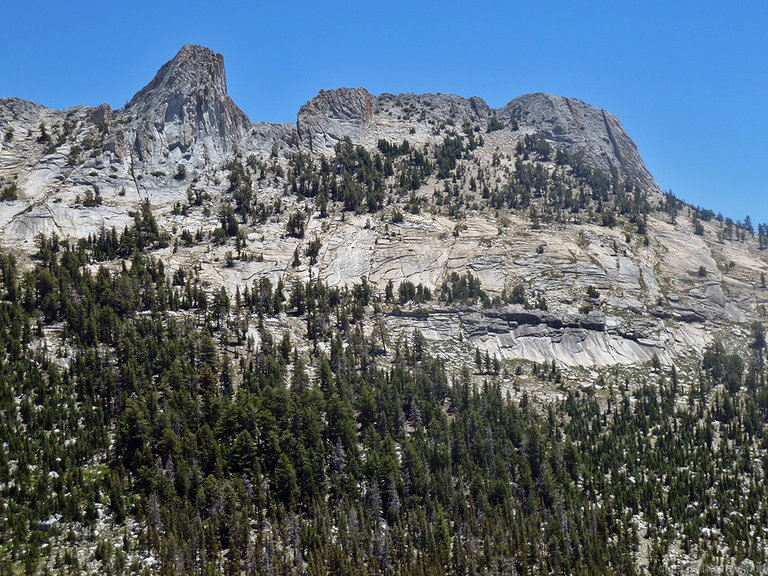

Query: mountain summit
[[0, 44, 659, 189], [498, 93, 657, 191], [126, 45, 236, 110], [294, 87, 658, 193], [120, 44, 250, 165]]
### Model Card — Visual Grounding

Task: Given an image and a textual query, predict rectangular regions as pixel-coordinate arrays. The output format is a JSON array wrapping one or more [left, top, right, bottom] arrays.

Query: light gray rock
[[297, 88, 376, 151], [2, 44, 767, 372], [372, 92, 491, 144], [241, 122, 297, 156], [116, 44, 250, 169], [297, 90, 494, 151], [497, 92, 659, 192]]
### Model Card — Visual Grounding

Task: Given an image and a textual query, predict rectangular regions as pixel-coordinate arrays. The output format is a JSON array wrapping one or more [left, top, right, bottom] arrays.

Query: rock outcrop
[[297, 88, 376, 151], [295, 88, 658, 193], [297, 91, 494, 151], [498, 93, 659, 192], [371, 92, 491, 145], [117, 44, 250, 168]]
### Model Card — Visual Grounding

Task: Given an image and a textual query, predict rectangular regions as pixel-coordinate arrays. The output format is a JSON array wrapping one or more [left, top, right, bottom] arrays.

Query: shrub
[[440, 271, 487, 304], [486, 116, 506, 132], [67, 144, 82, 166], [305, 237, 321, 265], [503, 283, 528, 306], [398, 280, 432, 304], [219, 205, 239, 238], [82, 186, 102, 207], [287, 211, 305, 238], [601, 210, 616, 227], [0, 178, 19, 201]]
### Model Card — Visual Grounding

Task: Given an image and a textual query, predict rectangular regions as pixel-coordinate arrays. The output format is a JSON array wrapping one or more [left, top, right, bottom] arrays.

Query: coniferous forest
[[1, 91, 768, 576], [1, 201, 768, 575]]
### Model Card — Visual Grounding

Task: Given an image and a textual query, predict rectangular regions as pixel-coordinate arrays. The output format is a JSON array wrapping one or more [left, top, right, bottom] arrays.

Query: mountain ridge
[[1, 45, 659, 192], [0, 44, 765, 371]]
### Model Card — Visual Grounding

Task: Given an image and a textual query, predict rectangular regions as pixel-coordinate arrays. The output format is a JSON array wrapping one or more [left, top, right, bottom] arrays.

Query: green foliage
[[305, 236, 322, 265], [174, 163, 187, 180], [4, 124, 768, 574], [82, 185, 102, 207], [702, 338, 744, 392], [601, 210, 616, 227], [0, 178, 19, 201], [218, 204, 239, 238], [502, 282, 528, 306], [487, 137, 651, 231], [517, 133, 552, 160], [440, 271, 488, 305], [397, 280, 432, 304], [3, 230, 768, 574], [67, 144, 82, 165], [377, 139, 411, 158], [287, 210, 306, 238], [224, 157, 253, 215], [758, 223, 768, 249], [486, 115, 506, 132], [38, 122, 55, 153], [435, 133, 465, 179]]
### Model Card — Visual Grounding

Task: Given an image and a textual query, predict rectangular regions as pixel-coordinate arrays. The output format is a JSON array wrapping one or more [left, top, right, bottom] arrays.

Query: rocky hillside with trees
[[1, 44, 767, 575]]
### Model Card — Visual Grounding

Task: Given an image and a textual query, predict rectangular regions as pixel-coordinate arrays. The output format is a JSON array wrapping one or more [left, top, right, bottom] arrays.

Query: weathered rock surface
[[294, 88, 658, 195], [298, 88, 375, 151], [117, 44, 250, 169], [370, 92, 491, 145], [297, 89, 494, 152], [498, 92, 659, 192]]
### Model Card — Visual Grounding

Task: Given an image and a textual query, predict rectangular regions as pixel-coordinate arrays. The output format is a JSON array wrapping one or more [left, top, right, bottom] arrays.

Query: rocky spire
[[120, 44, 250, 166]]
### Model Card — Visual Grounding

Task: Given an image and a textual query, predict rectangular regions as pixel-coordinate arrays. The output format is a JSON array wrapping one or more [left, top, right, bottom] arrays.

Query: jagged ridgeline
[[1, 45, 768, 575]]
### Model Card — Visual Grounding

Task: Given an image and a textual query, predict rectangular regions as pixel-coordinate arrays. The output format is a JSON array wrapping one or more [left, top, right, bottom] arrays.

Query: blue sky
[[2, 1, 766, 224]]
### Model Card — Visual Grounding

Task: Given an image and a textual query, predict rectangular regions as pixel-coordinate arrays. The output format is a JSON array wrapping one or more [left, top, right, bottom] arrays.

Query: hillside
[[1, 44, 768, 575], [1, 45, 766, 370]]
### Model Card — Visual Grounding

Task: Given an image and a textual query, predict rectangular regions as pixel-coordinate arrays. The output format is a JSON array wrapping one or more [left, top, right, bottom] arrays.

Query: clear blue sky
[[2, 1, 766, 224]]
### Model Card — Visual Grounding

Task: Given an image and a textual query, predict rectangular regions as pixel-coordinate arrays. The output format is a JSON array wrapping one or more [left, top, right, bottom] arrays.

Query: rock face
[[295, 89, 658, 192], [118, 44, 250, 168], [371, 93, 491, 145], [0, 98, 50, 127], [297, 88, 376, 151], [298, 91, 493, 151], [498, 93, 659, 192]]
